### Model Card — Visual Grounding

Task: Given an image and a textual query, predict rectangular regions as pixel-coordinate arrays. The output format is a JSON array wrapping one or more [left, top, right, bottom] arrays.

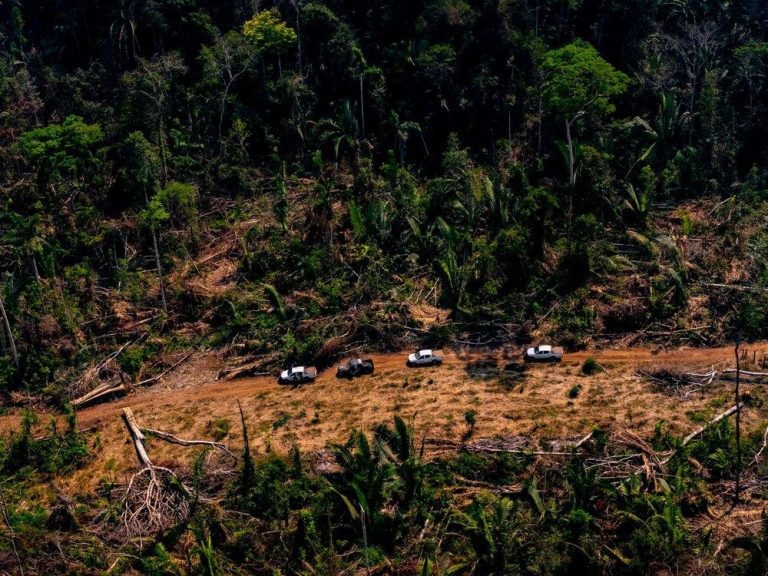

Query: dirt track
[[11, 341, 757, 432], [4, 341, 768, 495]]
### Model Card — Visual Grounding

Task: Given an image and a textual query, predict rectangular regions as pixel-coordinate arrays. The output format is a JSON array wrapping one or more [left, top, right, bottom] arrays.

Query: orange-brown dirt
[[3, 343, 767, 499]]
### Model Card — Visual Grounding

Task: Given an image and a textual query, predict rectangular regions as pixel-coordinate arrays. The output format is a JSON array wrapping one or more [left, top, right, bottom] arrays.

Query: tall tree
[[242, 9, 297, 77], [542, 40, 629, 244], [121, 131, 167, 313], [200, 31, 258, 149], [121, 54, 187, 184]]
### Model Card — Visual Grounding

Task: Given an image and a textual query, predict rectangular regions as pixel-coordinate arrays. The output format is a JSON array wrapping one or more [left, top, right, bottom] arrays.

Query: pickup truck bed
[[337, 358, 375, 378], [278, 366, 318, 384], [524, 346, 564, 362]]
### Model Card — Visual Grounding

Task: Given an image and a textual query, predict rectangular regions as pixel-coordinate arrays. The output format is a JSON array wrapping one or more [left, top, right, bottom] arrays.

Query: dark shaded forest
[[3, 1, 768, 574]]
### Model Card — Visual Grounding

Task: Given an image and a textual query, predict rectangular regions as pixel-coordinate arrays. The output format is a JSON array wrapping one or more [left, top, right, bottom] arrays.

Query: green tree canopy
[[14, 115, 104, 186], [242, 10, 297, 56], [542, 40, 630, 121]]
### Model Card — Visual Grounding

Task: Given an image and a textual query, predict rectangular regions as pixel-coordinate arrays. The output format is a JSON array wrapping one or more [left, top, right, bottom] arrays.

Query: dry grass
[[30, 343, 766, 494]]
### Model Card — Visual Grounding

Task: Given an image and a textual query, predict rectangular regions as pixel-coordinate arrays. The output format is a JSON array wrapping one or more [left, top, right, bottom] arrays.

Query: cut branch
[[141, 427, 234, 458]]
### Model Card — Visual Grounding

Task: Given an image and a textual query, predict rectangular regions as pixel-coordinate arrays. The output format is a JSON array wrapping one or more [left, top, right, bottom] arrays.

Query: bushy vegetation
[[2, 1, 768, 572], [0, 413, 766, 574]]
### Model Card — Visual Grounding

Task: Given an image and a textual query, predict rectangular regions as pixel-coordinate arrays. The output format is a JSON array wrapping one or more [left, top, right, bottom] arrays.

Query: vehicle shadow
[[454, 345, 526, 362], [464, 358, 499, 380], [464, 358, 529, 382]]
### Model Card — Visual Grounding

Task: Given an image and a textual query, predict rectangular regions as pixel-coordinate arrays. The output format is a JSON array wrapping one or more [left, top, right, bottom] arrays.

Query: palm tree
[[109, 0, 139, 66], [451, 497, 515, 575], [374, 416, 425, 506], [331, 430, 394, 535], [312, 100, 360, 170]]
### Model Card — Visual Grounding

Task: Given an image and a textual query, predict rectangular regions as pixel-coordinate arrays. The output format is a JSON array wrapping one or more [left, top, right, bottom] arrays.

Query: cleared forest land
[[1, 343, 760, 493]]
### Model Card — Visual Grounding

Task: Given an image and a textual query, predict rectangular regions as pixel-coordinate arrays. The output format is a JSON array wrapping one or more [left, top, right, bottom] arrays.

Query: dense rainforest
[[2, 0, 768, 574]]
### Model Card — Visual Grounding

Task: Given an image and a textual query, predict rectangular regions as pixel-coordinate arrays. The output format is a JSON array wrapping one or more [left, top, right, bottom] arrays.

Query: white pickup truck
[[407, 349, 444, 367], [523, 345, 563, 362], [278, 366, 318, 385]]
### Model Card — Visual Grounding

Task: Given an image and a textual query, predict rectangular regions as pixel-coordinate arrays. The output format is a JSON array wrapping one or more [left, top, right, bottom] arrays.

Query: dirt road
[[4, 340, 766, 495], [3, 341, 755, 434]]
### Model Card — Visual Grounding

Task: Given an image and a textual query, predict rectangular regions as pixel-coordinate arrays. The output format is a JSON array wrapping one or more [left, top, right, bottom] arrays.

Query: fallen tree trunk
[[453, 476, 524, 496], [72, 383, 127, 407], [122, 407, 152, 467], [218, 364, 271, 381], [702, 283, 768, 293], [722, 369, 768, 377], [74, 353, 191, 406], [116, 407, 194, 540], [682, 402, 744, 446], [136, 352, 192, 386]]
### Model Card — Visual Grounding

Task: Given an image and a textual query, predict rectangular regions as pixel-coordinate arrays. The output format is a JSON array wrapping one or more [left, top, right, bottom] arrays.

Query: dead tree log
[[217, 364, 271, 381], [73, 351, 189, 407], [72, 383, 128, 408], [681, 402, 744, 446], [452, 476, 524, 496], [723, 369, 768, 377], [136, 352, 192, 386], [701, 283, 768, 293], [122, 408, 152, 467], [117, 408, 194, 540]]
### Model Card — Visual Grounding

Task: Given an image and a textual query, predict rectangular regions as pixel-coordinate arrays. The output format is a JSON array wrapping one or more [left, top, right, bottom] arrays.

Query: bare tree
[[128, 54, 188, 185], [661, 21, 723, 141], [0, 286, 18, 366], [200, 32, 259, 150]]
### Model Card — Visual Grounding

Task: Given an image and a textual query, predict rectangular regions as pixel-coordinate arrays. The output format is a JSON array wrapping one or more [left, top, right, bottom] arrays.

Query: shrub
[[581, 357, 602, 375], [2, 408, 89, 475], [206, 417, 231, 441], [567, 384, 582, 398]]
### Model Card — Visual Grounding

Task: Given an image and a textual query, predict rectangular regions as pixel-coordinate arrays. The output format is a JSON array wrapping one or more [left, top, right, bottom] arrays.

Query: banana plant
[[450, 497, 515, 575], [262, 283, 287, 322], [375, 416, 425, 506], [331, 430, 394, 535], [624, 91, 679, 179], [312, 99, 360, 169], [432, 217, 469, 312], [389, 111, 429, 163], [623, 183, 653, 228], [348, 198, 394, 247]]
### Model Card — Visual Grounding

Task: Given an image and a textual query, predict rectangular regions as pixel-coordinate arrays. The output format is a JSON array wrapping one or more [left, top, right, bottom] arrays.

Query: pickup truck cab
[[278, 366, 318, 385], [524, 345, 563, 362], [407, 349, 444, 366], [336, 358, 375, 379]]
